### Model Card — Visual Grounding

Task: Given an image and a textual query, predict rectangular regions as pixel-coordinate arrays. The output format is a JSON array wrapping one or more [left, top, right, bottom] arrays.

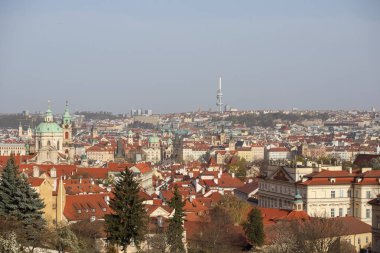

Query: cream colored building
[[236, 147, 254, 162], [259, 165, 380, 225], [181, 147, 208, 162], [252, 144, 265, 160], [0, 143, 26, 156], [86, 145, 114, 162]]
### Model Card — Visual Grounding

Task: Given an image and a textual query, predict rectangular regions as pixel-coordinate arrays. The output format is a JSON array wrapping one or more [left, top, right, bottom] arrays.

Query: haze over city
[[0, 0, 379, 113]]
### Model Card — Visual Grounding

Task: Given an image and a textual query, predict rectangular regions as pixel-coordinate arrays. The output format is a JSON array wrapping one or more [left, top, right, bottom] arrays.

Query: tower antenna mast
[[216, 77, 223, 113]]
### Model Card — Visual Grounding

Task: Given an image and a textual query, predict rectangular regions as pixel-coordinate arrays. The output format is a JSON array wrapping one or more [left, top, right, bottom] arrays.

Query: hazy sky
[[0, 1, 379, 114]]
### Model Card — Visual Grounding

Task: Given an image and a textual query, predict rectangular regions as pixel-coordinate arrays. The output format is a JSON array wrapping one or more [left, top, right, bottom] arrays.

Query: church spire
[[45, 100, 54, 122], [62, 100, 71, 124]]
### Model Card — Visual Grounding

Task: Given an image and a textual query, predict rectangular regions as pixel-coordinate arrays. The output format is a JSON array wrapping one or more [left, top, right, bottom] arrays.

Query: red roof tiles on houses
[[64, 193, 112, 222]]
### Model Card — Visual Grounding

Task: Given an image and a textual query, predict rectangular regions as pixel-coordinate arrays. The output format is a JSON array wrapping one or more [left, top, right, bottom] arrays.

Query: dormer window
[[91, 208, 95, 213], [329, 178, 336, 183], [77, 210, 81, 214], [90, 216, 96, 222], [102, 208, 107, 212]]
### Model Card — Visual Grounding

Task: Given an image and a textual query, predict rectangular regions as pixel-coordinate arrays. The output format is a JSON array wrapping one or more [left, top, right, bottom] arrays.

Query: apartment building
[[258, 164, 379, 225]]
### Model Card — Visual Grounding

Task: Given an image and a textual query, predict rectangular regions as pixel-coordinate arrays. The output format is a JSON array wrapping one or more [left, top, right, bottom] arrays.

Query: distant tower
[[18, 122, 23, 137], [216, 77, 223, 113]]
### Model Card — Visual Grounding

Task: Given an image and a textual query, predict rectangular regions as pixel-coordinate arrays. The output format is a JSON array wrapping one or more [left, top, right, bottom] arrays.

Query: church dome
[[36, 122, 63, 134], [148, 135, 159, 143]]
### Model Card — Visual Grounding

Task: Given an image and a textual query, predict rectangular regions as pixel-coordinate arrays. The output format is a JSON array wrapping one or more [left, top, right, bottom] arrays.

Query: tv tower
[[216, 77, 223, 113]]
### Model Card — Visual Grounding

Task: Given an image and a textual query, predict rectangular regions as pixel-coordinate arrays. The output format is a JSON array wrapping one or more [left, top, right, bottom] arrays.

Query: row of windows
[[331, 190, 372, 199], [260, 182, 296, 196], [347, 236, 369, 245], [330, 207, 371, 218]]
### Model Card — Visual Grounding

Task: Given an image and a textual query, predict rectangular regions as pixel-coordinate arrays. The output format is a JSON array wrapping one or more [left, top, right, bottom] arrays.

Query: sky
[[0, 1, 379, 114]]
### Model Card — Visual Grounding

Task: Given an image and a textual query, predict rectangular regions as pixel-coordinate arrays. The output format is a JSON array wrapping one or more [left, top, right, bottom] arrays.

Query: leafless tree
[[188, 206, 246, 253], [263, 218, 353, 253]]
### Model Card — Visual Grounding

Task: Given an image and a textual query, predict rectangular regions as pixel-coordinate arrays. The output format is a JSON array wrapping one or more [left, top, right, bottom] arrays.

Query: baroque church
[[27, 101, 74, 164]]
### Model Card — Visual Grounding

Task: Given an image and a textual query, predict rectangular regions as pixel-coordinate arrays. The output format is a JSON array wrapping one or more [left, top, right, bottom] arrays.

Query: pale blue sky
[[0, 1, 379, 114]]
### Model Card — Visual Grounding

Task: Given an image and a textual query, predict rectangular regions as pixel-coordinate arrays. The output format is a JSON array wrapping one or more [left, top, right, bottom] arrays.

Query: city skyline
[[0, 1, 379, 113]]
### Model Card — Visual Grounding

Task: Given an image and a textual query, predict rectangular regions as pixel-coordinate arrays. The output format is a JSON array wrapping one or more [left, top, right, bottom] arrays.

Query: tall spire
[[63, 100, 71, 124], [45, 100, 53, 122], [216, 77, 223, 113]]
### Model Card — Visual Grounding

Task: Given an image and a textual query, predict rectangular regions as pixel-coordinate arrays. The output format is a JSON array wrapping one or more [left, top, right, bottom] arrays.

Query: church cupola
[[127, 130, 134, 145], [62, 101, 73, 146], [293, 190, 304, 211], [45, 100, 54, 123]]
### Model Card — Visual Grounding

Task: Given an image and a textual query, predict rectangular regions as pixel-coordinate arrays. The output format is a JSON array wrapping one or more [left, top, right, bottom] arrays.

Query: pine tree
[[243, 208, 264, 249], [105, 168, 147, 252], [167, 185, 185, 253], [0, 156, 46, 246]]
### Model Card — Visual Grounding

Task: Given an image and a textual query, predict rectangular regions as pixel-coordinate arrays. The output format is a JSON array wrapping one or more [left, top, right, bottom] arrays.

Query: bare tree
[[264, 218, 352, 253], [265, 222, 296, 253], [188, 206, 245, 253]]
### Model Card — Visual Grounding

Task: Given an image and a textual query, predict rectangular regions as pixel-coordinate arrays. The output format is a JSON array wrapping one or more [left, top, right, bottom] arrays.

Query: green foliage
[[54, 224, 80, 253], [0, 157, 46, 247], [167, 186, 185, 253], [105, 168, 147, 252], [226, 157, 247, 180], [243, 208, 264, 248], [218, 195, 250, 225]]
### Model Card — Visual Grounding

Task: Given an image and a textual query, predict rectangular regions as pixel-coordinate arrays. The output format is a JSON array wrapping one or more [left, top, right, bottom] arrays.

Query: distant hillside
[[0, 114, 43, 129], [214, 112, 329, 128], [75, 111, 124, 120]]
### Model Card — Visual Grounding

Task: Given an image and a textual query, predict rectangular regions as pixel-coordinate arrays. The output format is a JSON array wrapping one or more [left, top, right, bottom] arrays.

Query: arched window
[[47, 140, 51, 146], [65, 132, 69, 139]]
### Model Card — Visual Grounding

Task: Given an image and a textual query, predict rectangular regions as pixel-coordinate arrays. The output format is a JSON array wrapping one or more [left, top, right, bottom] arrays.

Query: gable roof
[[64, 193, 111, 222]]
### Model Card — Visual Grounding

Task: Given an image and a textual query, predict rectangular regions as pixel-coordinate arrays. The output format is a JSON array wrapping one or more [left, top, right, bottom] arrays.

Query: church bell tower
[[62, 101, 73, 148]]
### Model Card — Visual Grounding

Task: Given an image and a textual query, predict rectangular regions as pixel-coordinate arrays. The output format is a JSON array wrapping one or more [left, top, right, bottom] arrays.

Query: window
[[339, 208, 343, 217], [331, 208, 335, 217], [347, 190, 351, 198], [340, 190, 344, 198], [90, 216, 96, 222], [366, 209, 371, 218], [331, 191, 335, 198], [366, 236, 369, 244], [367, 191, 371, 199], [358, 238, 361, 245], [347, 208, 351, 215], [355, 190, 359, 198]]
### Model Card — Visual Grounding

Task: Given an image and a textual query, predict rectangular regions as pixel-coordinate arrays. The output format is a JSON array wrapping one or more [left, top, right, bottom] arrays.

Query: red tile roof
[[28, 177, 45, 187], [64, 193, 111, 222]]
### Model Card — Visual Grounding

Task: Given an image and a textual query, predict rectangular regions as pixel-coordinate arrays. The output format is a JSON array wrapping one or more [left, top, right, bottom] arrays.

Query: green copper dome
[[36, 122, 63, 134], [294, 191, 303, 203], [148, 135, 160, 143]]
